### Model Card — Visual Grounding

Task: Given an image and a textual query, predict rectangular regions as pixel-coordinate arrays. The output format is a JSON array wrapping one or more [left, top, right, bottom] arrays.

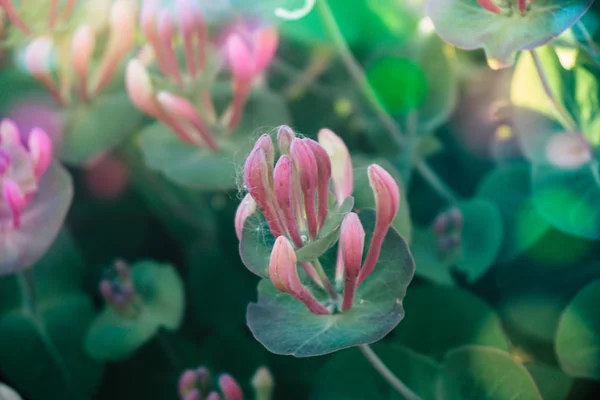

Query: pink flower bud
[[318, 128, 353, 204], [304, 138, 332, 230], [27, 127, 53, 179], [158, 9, 183, 84], [235, 193, 257, 240], [206, 392, 221, 400], [183, 389, 201, 400], [432, 213, 448, 237], [253, 27, 278, 74], [227, 33, 255, 84], [126, 60, 160, 116], [178, 370, 199, 397], [357, 164, 400, 285], [2, 179, 25, 228], [339, 212, 365, 311], [176, 0, 203, 77], [72, 25, 96, 100], [219, 374, 243, 400], [251, 367, 274, 399], [269, 236, 295, 293], [255, 134, 275, 170], [277, 125, 295, 154], [290, 139, 319, 240], [273, 156, 303, 247], [100, 280, 114, 303], [0, 119, 21, 145], [477, 0, 502, 14], [0, 150, 11, 175], [24, 36, 54, 77], [546, 133, 592, 169], [517, 0, 527, 12]]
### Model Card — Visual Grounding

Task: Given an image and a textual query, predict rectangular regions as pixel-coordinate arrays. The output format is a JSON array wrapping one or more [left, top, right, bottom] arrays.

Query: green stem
[[18, 270, 36, 315], [315, 0, 404, 147], [313, 259, 338, 301], [530, 49, 578, 133], [359, 345, 422, 400], [415, 158, 458, 204]]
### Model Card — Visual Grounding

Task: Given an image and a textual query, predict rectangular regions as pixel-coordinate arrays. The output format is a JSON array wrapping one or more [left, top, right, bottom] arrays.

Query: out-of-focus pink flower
[[85, 154, 130, 200], [0, 119, 72, 275]]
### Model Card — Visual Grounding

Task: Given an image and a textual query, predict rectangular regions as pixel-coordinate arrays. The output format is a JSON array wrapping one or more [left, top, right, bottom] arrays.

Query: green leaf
[[525, 362, 574, 400], [60, 93, 143, 165], [0, 293, 104, 400], [85, 261, 185, 361], [392, 285, 510, 361], [454, 199, 503, 282], [556, 279, 600, 379], [246, 209, 415, 357], [410, 227, 455, 285], [139, 89, 290, 191], [439, 346, 542, 400], [352, 156, 412, 243], [427, 0, 593, 68], [477, 163, 551, 262], [240, 196, 354, 278]]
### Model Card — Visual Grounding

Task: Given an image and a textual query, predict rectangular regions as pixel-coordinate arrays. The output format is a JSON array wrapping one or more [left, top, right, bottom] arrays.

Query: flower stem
[[18, 270, 37, 314], [530, 49, 578, 133], [359, 344, 422, 400], [414, 157, 458, 204], [315, 0, 404, 147], [313, 259, 338, 301]]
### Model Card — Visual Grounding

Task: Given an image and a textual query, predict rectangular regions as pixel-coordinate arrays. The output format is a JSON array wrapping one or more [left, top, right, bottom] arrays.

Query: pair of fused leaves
[[411, 198, 503, 285], [511, 45, 600, 239], [426, 0, 593, 68], [85, 261, 185, 361], [139, 88, 291, 191], [313, 285, 571, 400], [0, 231, 103, 400], [241, 209, 415, 357]]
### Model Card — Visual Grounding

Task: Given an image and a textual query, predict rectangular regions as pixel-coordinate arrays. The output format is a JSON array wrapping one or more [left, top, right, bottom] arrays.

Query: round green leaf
[[477, 163, 550, 263], [240, 196, 354, 278], [427, 0, 593, 68], [556, 279, 600, 379], [85, 261, 185, 361], [392, 285, 510, 361], [247, 209, 415, 357], [525, 362, 574, 400], [439, 346, 542, 400], [0, 293, 104, 400], [60, 93, 143, 165], [410, 227, 455, 285]]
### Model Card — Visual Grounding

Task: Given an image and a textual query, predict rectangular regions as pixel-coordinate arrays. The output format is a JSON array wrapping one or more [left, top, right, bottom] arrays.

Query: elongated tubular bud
[[59, 0, 77, 23], [141, 0, 171, 76], [158, 10, 183, 85], [244, 148, 284, 238], [339, 213, 365, 311], [477, 0, 502, 14], [227, 33, 255, 84], [277, 125, 295, 154], [252, 367, 274, 400], [50, 0, 59, 28], [235, 193, 257, 240], [304, 138, 331, 231], [517, 0, 527, 12], [318, 128, 352, 205], [27, 127, 53, 179], [178, 370, 198, 398], [72, 25, 96, 102], [273, 156, 303, 247], [219, 374, 243, 400], [24, 37, 64, 105], [290, 139, 319, 240], [2, 179, 25, 228], [0, 0, 30, 34], [255, 134, 275, 170], [269, 236, 293, 293], [357, 165, 400, 285], [206, 393, 221, 400], [176, 0, 199, 77], [157, 92, 218, 151], [253, 27, 278, 74], [94, 0, 137, 95]]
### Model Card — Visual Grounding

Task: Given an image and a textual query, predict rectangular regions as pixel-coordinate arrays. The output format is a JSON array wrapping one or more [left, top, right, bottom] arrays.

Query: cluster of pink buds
[[0, 0, 77, 37], [22, 0, 137, 105], [126, 0, 278, 153], [99, 259, 142, 318], [477, 0, 531, 15], [0, 119, 53, 230], [432, 208, 463, 258], [238, 126, 401, 315], [178, 366, 247, 400]]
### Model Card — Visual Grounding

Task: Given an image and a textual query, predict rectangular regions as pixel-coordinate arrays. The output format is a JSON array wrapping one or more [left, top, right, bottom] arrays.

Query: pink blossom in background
[[6, 96, 64, 145]]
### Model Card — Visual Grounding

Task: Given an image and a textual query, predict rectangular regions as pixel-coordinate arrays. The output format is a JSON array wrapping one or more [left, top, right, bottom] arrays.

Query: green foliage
[[85, 261, 185, 361], [246, 210, 414, 356]]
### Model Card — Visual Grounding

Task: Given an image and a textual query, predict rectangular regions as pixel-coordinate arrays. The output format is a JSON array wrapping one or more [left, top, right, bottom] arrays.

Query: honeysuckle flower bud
[[304, 138, 332, 230], [252, 367, 274, 400], [206, 393, 221, 400], [339, 212, 365, 311], [432, 207, 463, 257], [71, 25, 96, 101], [175, 0, 205, 78], [318, 128, 353, 205], [255, 134, 275, 170], [2, 179, 25, 228], [546, 133, 592, 169], [273, 155, 303, 247], [235, 193, 257, 240], [23, 37, 64, 104], [126, 59, 161, 116], [28, 127, 53, 179], [183, 390, 201, 400], [290, 138, 319, 240], [218, 374, 243, 400], [277, 125, 295, 155], [269, 236, 329, 315], [357, 164, 400, 285], [0, 0, 31, 34], [179, 370, 199, 397]]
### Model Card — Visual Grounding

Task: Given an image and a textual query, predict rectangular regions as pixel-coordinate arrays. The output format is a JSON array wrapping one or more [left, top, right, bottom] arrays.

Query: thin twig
[[359, 345, 422, 400], [415, 158, 458, 204]]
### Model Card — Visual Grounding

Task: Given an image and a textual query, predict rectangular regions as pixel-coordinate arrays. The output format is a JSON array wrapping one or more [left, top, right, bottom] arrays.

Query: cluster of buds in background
[[20, 0, 137, 106], [0, 0, 77, 37], [238, 126, 401, 315], [126, 0, 279, 153], [99, 259, 142, 318], [432, 207, 463, 259], [0, 119, 52, 231], [178, 365, 273, 400]]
